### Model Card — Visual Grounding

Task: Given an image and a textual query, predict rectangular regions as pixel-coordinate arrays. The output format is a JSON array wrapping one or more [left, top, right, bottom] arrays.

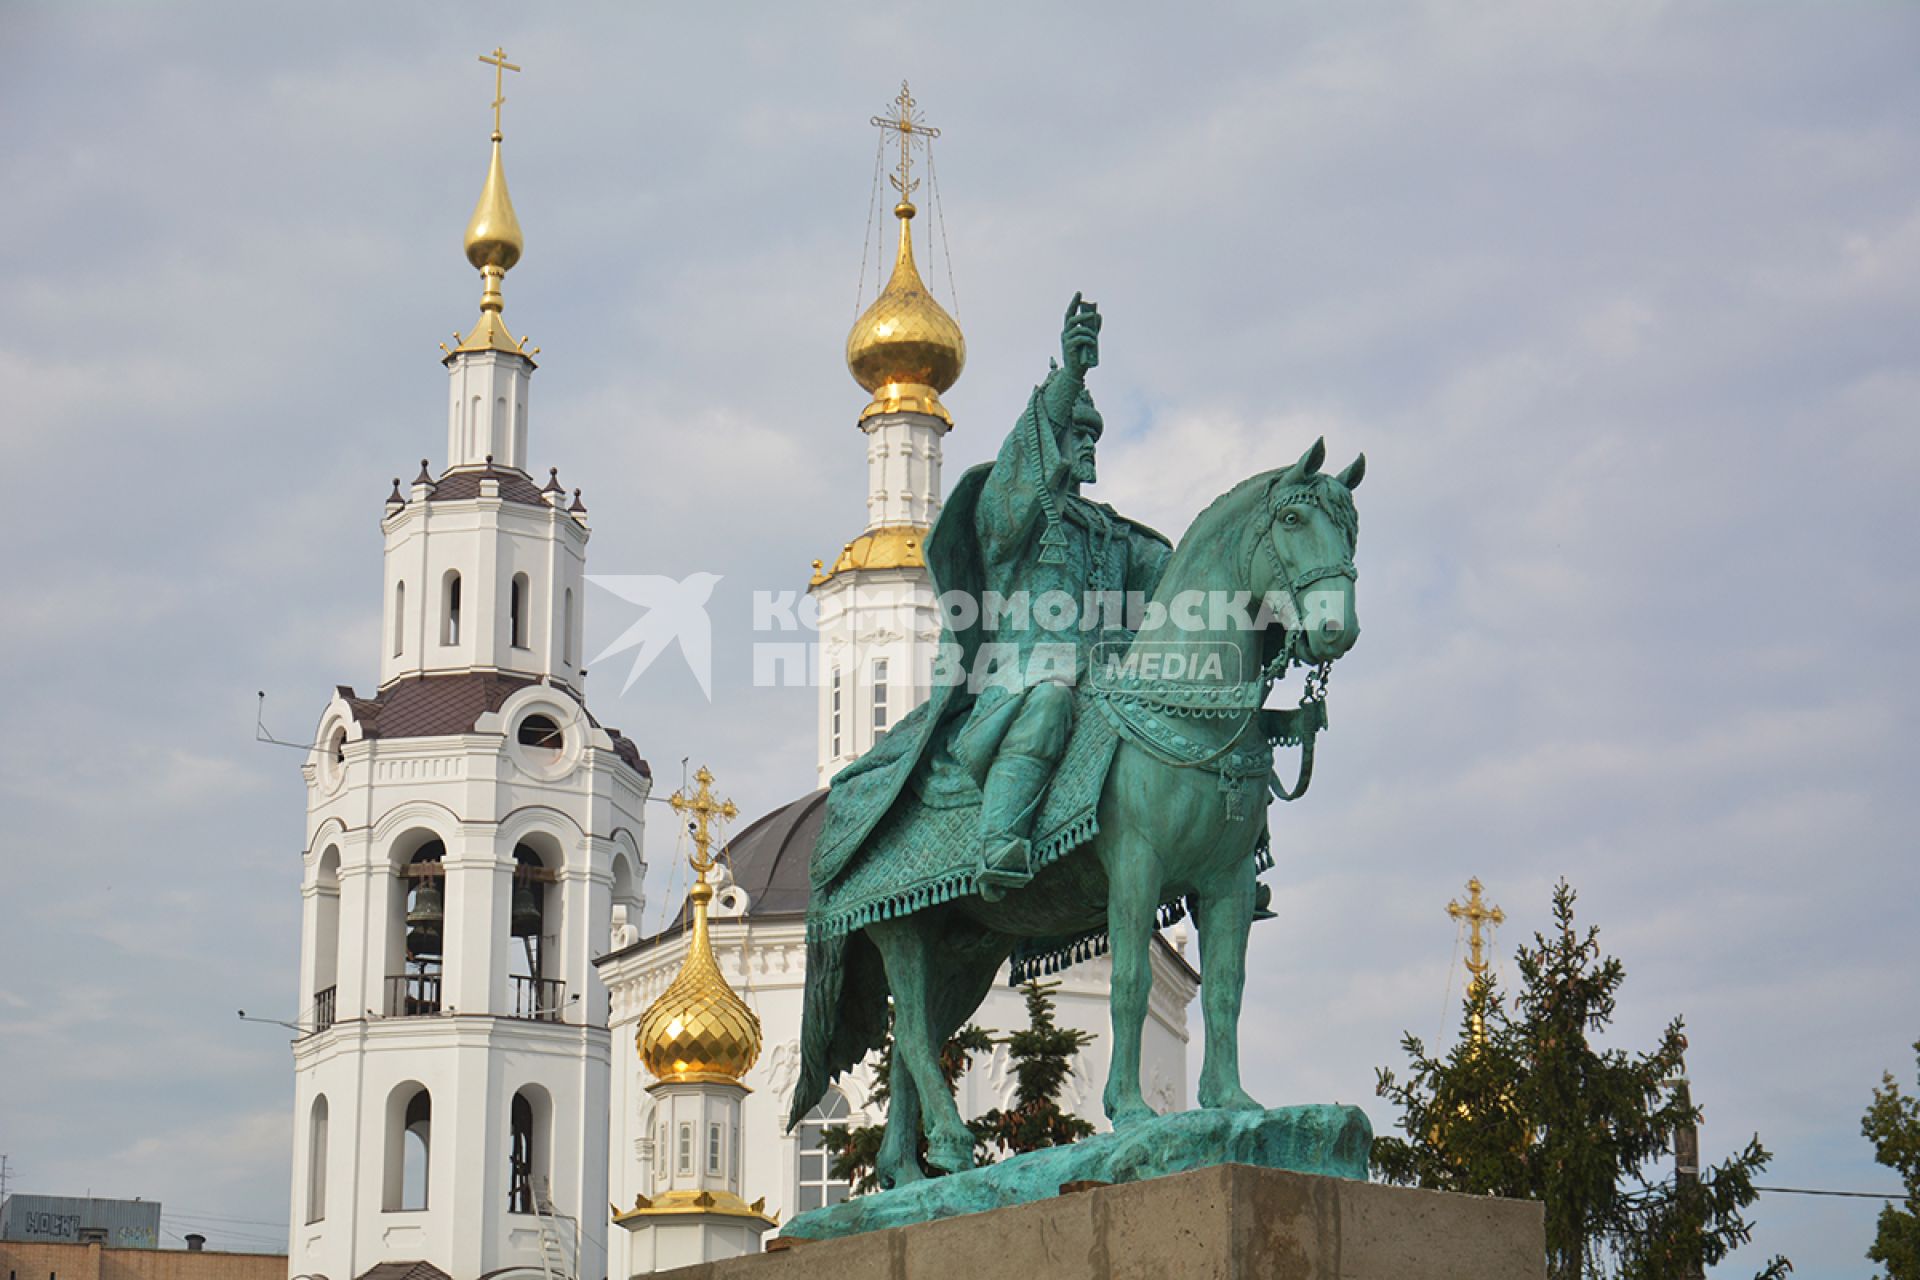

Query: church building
[[285, 68, 1196, 1280]]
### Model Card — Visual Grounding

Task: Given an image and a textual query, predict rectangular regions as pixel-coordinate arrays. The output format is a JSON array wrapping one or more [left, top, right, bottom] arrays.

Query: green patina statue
[[789, 294, 1366, 1196]]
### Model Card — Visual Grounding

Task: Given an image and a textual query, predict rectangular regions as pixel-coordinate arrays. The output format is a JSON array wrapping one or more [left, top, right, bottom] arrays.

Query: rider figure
[[957, 295, 1171, 898]]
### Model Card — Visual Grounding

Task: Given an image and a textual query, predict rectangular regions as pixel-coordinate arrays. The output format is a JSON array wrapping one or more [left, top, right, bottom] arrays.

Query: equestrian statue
[[788, 294, 1365, 1192]]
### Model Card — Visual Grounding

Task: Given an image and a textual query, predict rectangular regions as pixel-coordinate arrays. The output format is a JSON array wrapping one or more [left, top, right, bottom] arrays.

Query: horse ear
[[1284, 438, 1326, 484], [1336, 453, 1366, 491]]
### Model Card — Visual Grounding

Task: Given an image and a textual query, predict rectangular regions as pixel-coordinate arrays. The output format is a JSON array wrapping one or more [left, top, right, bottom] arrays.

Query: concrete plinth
[[651, 1164, 1545, 1279]]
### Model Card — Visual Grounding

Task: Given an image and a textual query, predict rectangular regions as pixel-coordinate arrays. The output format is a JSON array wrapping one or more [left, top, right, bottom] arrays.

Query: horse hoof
[[1108, 1100, 1155, 1129], [926, 1135, 974, 1174], [1199, 1087, 1263, 1112]]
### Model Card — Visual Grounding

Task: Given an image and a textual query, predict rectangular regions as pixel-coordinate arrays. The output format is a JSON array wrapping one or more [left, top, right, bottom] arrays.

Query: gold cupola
[[845, 81, 964, 425], [450, 47, 533, 361], [636, 768, 762, 1085]]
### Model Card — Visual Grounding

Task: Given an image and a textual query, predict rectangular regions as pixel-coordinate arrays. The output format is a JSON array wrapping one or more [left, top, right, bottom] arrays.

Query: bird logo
[[587, 572, 722, 699]]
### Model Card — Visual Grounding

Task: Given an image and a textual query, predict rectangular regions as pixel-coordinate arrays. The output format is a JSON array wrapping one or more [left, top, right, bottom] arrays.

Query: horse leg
[[867, 918, 978, 1174], [874, 1058, 924, 1189], [1194, 857, 1262, 1111], [1098, 829, 1162, 1129]]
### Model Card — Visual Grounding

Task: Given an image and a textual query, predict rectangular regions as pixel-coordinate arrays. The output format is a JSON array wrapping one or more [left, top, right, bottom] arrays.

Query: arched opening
[[383, 1083, 431, 1212], [509, 573, 529, 650], [442, 571, 462, 646], [392, 580, 406, 657], [795, 1089, 852, 1211], [507, 1086, 553, 1213], [306, 1095, 329, 1223], [508, 843, 560, 1020], [391, 838, 445, 1017], [313, 847, 341, 1031], [562, 588, 575, 665]]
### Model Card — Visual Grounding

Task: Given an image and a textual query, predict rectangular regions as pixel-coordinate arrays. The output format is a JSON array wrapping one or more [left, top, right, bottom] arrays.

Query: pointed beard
[[1071, 456, 1097, 485]]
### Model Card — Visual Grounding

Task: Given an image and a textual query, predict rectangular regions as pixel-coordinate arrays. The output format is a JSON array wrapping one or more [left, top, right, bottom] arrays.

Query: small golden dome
[[809, 524, 929, 587], [450, 132, 530, 360], [465, 133, 523, 272], [846, 203, 964, 425], [636, 884, 761, 1085]]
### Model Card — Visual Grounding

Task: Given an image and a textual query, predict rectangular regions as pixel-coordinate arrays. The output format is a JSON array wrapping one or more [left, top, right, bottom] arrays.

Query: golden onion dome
[[636, 879, 762, 1084], [450, 131, 531, 360], [809, 524, 929, 587], [845, 202, 965, 425]]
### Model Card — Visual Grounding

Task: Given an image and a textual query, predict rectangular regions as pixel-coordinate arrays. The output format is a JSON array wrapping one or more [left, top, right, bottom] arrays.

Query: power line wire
[[1752, 1185, 1906, 1201]]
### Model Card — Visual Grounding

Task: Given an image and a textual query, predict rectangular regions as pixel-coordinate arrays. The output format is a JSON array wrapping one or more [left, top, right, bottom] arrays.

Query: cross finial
[[870, 79, 940, 210], [1447, 877, 1505, 981], [478, 45, 522, 140], [669, 765, 737, 878]]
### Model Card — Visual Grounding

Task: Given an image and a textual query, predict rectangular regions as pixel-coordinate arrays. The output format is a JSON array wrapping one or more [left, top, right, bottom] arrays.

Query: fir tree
[[1373, 880, 1789, 1280], [1862, 1039, 1920, 1279], [977, 980, 1098, 1156]]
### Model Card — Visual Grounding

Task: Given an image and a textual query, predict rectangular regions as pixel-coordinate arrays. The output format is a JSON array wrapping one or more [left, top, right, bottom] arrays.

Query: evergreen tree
[[977, 980, 1098, 1155], [821, 1015, 995, 1193], [1373, 880, 1789, 1280], [1862, 1039, 1920, 1279]]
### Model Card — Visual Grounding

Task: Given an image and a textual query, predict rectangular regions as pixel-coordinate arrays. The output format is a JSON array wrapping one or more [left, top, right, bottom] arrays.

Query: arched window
[[562, 588, 575, 665], [393, 581, 406, 658], [516, 714, 563, 763], [306, 1095, 329, 1223], [831, 668, 843, 758], [510, 573, 529, 649], [384, 1084, 431, 1211], [795, 1089, 852, 1211], [509, 844, 561, 1020], [442, 571, 462, 646], [871, 658, 890, 732], [508, 1092, 535, 1213]]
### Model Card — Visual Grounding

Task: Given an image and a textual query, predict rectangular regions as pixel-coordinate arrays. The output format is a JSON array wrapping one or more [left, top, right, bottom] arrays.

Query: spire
[[845, 81, 964, 424], [450, 47, 533, 361], [636, 768, 761, 1084]]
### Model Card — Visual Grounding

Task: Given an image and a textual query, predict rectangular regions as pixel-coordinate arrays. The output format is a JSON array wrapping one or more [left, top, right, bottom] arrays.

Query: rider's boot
[[978, 751, 1051, 901]]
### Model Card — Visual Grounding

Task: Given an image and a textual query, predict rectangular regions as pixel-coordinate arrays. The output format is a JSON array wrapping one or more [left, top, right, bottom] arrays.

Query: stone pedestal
[[650, 1164, 1545, 1279]]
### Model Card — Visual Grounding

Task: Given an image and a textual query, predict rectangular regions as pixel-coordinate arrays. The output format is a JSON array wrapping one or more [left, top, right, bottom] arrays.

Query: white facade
[[600, 905, 1196, 1278], [290, 334, 650, 1280]]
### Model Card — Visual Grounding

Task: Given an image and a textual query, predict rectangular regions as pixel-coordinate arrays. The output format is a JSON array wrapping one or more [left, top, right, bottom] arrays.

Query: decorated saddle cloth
[[805, 686, 1122, 942]]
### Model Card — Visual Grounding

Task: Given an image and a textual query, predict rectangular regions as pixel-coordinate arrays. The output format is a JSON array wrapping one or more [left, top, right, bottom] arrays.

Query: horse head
[[1252, 437, 1364, 666]]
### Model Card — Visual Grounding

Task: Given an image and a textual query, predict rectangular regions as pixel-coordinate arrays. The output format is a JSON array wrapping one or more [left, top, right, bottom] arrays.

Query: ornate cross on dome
[[478, 45, 521, 138], [871, 79, 940, 205], [1447, 877, 1505, 983], [669, 766, 736, 876]]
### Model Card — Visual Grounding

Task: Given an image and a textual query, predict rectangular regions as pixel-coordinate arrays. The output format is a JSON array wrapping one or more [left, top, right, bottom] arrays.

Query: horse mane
[[1175, 467, 1286, 555]]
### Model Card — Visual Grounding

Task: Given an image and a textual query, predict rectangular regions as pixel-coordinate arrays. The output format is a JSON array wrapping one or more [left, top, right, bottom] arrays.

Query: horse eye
[[1282, 510, 1301, 526]]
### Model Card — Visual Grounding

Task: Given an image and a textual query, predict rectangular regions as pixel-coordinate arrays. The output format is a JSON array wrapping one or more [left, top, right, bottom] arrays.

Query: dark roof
[[418, 464, 551, 509], [720, 789, 828, 916], [356, 1263, 450, 1280], [340, 672, 649, 777]]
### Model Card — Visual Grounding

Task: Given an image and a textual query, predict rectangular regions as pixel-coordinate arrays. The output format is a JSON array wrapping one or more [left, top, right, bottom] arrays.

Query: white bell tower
[[809, 82, 960, 784], [287, 51, 649, 1280]]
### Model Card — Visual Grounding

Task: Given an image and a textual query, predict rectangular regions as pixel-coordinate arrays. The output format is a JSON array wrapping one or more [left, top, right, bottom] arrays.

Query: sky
[[1, 1, 1916, 1272]]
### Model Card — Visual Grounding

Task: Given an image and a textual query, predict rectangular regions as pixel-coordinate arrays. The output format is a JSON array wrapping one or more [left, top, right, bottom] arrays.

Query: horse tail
[[786, 928, 889, 1131]]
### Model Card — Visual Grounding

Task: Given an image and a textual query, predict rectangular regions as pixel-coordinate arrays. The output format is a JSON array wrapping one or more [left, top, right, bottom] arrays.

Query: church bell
[[511, 879, 543, 938], [405, 879, 444, 958]]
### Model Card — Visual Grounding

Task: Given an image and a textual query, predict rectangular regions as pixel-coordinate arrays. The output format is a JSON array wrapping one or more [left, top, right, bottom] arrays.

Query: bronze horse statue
[[790, 391, 1363, 1195]]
